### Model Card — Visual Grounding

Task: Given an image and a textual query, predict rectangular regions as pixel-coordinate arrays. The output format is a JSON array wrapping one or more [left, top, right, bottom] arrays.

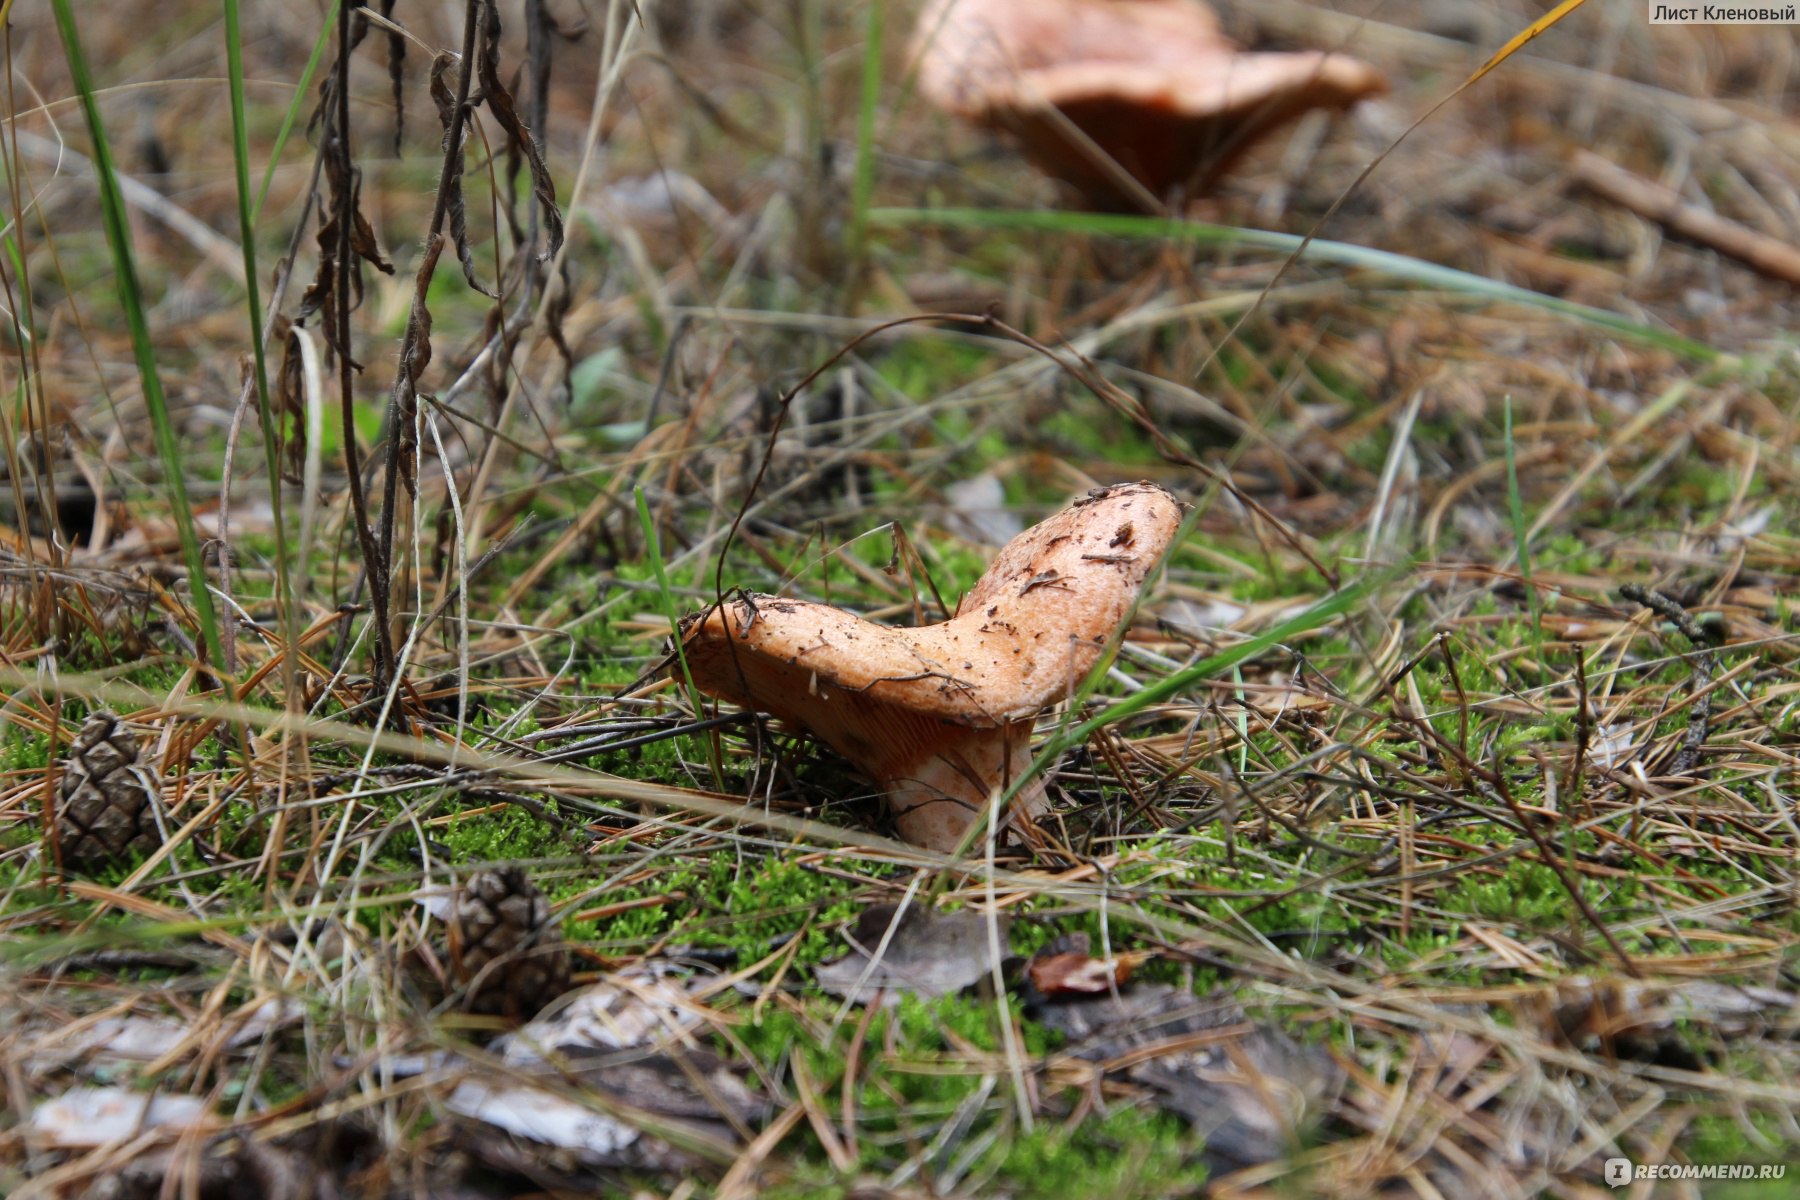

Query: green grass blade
[[635, 486, 724, 787], [1053, 568, 1386, 754], [0, 232, 33, 346], [847, 0, 883, 267], [224, 0, 296, 664], [253, 0, 338, 224], [943, 564, 1393, 866], [870, 206, 1722, 362], [52, 0, 225, 676], [1503, 395, 1544, 666]]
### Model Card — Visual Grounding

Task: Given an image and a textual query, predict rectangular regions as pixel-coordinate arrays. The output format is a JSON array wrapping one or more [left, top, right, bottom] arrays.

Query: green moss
[[1451, 860, 1571, 927], [1225, 561, 1334, 604], [430, 800, 572, 863], [1, 723, 52, 773], [740, 992, 1207, 1199], [994, 1106, 1207, 1199], [1041, 409, 1158, 466], [570, 852, 867, 961], [918, 540, 990, 603], [875, 338, 993, 400]]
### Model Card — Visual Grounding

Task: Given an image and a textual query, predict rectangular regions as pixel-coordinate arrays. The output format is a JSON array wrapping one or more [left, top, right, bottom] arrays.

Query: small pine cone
[[57, 712, 162, 868], [447, 867, 571, 1019]]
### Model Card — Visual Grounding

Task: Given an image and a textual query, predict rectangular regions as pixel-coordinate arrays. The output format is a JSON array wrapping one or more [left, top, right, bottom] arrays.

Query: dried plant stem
[[1573, 149, 1800, 286], [215, 181, 317, 674], [376, 0, 483, 660], [331, 0, 396, 686], [1617, 583, 1716, 777]]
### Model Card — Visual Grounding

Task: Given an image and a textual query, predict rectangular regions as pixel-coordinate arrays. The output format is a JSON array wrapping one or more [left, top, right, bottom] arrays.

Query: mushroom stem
[[881, 718, 1045, 851]]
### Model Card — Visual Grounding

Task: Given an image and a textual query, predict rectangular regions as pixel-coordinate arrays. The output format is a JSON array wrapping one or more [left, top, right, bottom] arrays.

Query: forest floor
[[2, 1, 1799, 1196]]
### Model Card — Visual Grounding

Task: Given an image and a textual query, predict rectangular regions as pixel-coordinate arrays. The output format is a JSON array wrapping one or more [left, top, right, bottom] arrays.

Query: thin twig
[[1573, 149, 1800, 286], [1618, 583, 1717, 778]]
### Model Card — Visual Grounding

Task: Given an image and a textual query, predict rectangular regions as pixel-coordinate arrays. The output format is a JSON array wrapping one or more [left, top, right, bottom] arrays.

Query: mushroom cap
[[916, 0, 1231, 116], [678, 482, 1183, 730], [913, 0, 1387, 209]]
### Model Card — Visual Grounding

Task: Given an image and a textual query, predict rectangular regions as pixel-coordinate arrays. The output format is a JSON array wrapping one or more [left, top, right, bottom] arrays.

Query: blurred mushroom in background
[[912, 0, 1387, 210]]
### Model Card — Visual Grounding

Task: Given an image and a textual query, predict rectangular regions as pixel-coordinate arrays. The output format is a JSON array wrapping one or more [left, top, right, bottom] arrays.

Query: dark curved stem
[[375, 0, 483, 680], [333, 0, 395, 683]]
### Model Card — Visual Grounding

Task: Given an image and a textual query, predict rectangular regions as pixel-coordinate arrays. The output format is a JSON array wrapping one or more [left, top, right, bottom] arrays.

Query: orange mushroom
[[912, 0, 1387, 210], [673, 482, 1184, 851]]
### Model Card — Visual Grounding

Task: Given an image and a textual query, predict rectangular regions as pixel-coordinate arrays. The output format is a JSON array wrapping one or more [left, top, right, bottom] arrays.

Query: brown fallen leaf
[[1028, 951, 1132, 996], [1023, 932, 1145, 997]]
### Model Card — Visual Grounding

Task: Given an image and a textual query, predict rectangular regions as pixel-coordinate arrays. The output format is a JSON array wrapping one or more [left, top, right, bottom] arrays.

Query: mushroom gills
[[682, 635, 1047, 848]]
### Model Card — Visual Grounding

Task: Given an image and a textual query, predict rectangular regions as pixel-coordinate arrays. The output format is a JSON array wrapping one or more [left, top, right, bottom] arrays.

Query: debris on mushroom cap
[[912, 0, 1388, 210], [675, 482, 1184, 851]]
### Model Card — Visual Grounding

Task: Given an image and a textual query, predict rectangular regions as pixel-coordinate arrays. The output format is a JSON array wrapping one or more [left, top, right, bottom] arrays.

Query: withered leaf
[[444, 968, 766, 1177], [348, 181, 393, 278], [476, 0, 564, 262], [814, 903, 1007, 1005], [390, 234, 444, 498], [401, 240, 438, 392], [273, 317, 306, 482], [349, 0, 405, 155], [447, 1077, 718, 1173], [1035, 984, 1342, 1173], [497, 971, 705, 1060], [1026, 949, 1135, 997], [300, 113, 393, 366], [319, 141, 395, 283], [379, 0, 405, 155], [431, 51, 496, 298]]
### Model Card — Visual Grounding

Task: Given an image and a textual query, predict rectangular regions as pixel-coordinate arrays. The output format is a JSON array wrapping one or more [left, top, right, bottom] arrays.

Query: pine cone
[[57, 712, 162, 868], [447, 867, 571, 1019]]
